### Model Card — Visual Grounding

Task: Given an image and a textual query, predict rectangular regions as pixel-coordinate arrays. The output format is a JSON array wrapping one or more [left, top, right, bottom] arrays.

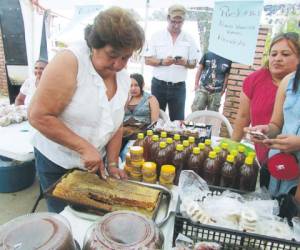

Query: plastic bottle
[[202, 151, 220, 186], [198, 143, 207, 169], [143, 130, 153, 161], [213, 146, 222, 169], [165, 137, 175, 163], [149, 135, 160, 162], [156, 141, 168, 177], [134, 133, 144, 147], [188, 136, 196, 153], [182, 140, 190, 167], [203, 139, 213, 158], [219, 142, 229, 166], [173, 134, 181, 148], [187, 147, 203, 176], [239, 156, 256, 191], [236, 146, 246, 169], [160, 131, 167, 142], [172, 144, 185, 185], [220, 154, 237, 188], [247, 151, 259, 189]]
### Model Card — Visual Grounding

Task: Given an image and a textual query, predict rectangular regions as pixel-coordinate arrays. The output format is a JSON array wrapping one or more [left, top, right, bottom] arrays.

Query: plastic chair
[[159, 109, 170, 122], [185, 110, 233, 137]]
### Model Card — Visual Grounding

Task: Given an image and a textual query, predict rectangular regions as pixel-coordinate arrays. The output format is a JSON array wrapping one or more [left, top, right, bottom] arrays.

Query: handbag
[[267, 152, 300, 180]]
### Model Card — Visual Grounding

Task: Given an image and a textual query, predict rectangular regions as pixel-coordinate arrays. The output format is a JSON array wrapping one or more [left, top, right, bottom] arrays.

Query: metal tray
[[44, 170, 171, 223]]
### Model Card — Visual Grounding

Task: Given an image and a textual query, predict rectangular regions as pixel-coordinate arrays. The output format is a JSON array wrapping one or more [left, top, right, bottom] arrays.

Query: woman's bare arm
[[149, 95, 160, 123], [231, 92, 251, 141]]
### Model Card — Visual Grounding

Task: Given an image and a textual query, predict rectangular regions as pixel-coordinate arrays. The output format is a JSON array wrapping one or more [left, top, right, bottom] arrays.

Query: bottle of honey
[[203, 139, 213, 158], [165, 137, 175, 163], [239, 156, 256, 191], [149, 135, 160, 162], [156, 141, 168, 177], [187, 147, 203, 176], [172, 144, 185, 185], [202, 151, 220, 186], [220, 154, 237, 188], [160, 131, 167, 142], [143, 130, 153, 161], [134, 133, 144, 147]]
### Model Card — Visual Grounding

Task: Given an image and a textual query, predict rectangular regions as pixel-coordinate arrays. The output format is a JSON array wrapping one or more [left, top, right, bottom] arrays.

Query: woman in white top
[[15, 59, 48, 106], [28, 7, 144, 213]]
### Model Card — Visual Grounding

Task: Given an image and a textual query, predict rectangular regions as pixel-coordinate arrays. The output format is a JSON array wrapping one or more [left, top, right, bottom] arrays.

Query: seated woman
[[121, 74, 159, 160], [248, 63, 300, 197], [124, 73, 159, 125]]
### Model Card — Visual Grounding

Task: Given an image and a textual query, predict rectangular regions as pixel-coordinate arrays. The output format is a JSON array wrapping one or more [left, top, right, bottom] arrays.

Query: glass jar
[[159, 164, 175, 188], [131, 160, 144, 174], [0, 212, 78, 250], [142, 162, 157, 183], [130, 171, 143, 181], [130, 146, 144, 162], [83, 211, 164, 250]]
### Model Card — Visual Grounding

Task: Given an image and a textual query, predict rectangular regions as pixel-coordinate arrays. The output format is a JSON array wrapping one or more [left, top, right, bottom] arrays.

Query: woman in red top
[[232, 33, 300, 185]]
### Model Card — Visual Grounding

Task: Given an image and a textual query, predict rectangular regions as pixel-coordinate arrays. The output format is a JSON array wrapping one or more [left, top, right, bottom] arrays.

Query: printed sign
[[208, 0, 263, 65]]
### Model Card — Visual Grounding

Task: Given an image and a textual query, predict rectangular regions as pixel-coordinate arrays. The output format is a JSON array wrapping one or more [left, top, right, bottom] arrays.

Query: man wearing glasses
[[145, 5, 199, 121]]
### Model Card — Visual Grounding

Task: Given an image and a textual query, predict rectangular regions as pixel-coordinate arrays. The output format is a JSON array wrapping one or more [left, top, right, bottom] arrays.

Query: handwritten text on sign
[[209, 1, 263, 65]]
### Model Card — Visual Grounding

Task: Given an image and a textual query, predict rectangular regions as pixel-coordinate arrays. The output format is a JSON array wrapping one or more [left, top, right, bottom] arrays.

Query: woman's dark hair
[[84, 7, 144, 52], [130, 73, 144, 94], [293, 63, 300, 92]]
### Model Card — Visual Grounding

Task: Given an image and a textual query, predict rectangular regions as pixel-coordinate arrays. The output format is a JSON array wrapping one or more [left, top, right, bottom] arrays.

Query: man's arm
[[145, 56, 174, 67], [194, 64, 204, 90], [221, 73, 230, 95]]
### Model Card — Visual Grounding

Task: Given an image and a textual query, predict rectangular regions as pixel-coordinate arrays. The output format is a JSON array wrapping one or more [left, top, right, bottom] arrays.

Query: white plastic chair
[[159, 109, 170, 122], [185, 110, 233, 137]]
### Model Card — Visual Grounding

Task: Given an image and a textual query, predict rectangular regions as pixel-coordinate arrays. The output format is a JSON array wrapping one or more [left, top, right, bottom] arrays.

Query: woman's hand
[[264, 134, 300, 153], [80, 143, 106, 179], [108, 166, 128, 180], [244, 125, 269, 144]]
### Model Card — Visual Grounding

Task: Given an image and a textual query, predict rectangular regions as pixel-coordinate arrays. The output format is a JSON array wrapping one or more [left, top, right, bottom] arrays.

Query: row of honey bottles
[[131, 130, 258, 191]]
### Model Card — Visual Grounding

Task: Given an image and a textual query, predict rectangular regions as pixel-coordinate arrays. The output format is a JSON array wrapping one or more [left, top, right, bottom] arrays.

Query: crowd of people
[[11, 5, 299, 212]]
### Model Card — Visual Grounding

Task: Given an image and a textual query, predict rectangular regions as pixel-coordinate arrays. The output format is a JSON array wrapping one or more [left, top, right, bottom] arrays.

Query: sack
[[267, 153, 300, 180]]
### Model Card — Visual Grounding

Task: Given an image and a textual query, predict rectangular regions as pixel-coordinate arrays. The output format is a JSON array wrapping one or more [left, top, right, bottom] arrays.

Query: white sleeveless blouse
[[32, 41, 130, 169]]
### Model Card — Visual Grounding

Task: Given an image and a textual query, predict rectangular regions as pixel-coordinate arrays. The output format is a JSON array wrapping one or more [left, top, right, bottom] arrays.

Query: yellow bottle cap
[[137, 133, 144, 139], [198, 143, 205, 150], [152, 135, 159, 141], [245, 156, 253, 165], [192, 147, 200, 154], [188, 136, 195, 143], [166, 138, 173, 144], [176, 144, 184, 151], [214, 146, 221, 153], [231, 149, 238, 157], [209, 151, 217, 159], [159, 141, 167, 148], [161, 165, 175, 174], [174, 134, 181, 141], [146, 130, 153, 136], [221, 142, 228, 149], [183, 140, 189, 147], [205, 139, 211, 146], [248, 151, 256, 158], [226, 154, 234, 163], [238, 145, 245, 153], [160, 131, 167, 138], [130, 146, 143, 154], [142, 162, 157, 171]]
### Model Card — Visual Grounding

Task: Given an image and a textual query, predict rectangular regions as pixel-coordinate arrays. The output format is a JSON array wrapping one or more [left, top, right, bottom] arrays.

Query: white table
[[61, 187, 179, 249], [0, 121, 34, 161]]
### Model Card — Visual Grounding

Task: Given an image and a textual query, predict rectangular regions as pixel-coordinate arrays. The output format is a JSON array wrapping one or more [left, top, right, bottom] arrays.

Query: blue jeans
[[151, 77, 186, 121], [34, 148, 68, 213]]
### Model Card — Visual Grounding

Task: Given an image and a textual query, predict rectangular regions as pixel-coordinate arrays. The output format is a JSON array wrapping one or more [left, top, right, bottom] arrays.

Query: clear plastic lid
[[83, 211, 163, 250], [0, 212, 77, 250]]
